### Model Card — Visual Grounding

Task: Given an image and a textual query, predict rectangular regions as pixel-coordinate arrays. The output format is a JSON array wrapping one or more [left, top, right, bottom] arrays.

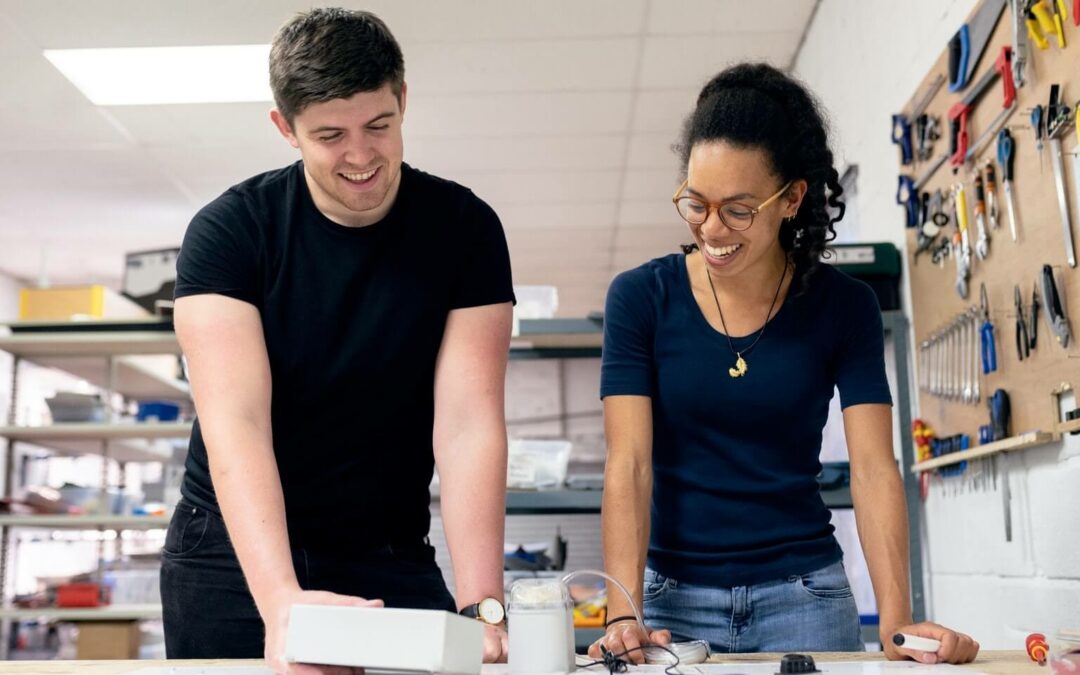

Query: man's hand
[[884, 622, 979, 664], [482, 623, 509, 663], [588, 620, 671, 665], [264, 588, 384, 675]]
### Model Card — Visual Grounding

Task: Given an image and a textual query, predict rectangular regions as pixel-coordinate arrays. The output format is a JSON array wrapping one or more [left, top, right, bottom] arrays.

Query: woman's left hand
[[883, 622, 979, 664]]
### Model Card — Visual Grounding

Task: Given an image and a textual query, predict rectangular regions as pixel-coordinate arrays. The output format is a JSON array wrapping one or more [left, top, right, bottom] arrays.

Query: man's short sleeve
[[835, 281, 893, 409], [449, 193, 515, 309], [600, 268, 656, 399], [174, 192, 262, 308]]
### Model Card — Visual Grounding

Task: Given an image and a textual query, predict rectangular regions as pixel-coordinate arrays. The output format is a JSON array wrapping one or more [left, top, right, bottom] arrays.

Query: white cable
[[560, 569, 711, 666]]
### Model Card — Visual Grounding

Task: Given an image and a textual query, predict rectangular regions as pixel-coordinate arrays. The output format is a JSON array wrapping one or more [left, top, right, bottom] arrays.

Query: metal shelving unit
[[0, 515, 169, 529], [0, 604, 161, 622], [0, 322, 189, 658]]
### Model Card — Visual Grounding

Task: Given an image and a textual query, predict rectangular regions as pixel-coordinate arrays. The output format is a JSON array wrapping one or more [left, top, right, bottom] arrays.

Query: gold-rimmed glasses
[[672, 178, 792, 231]]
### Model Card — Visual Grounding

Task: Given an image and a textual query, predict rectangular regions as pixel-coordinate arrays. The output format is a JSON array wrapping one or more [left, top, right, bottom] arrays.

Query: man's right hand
[[264, 588, 385, 675], [588, 620, 671, 665]]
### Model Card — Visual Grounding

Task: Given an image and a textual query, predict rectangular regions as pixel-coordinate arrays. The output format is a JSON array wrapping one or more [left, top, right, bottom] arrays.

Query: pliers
[[1041, 264, 1072, 348], [1015, 285, 1030, 360]]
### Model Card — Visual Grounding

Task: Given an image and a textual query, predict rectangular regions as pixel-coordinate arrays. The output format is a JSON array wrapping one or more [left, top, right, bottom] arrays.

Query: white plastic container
[[507, 578, 575, 675], [507, 439, 572, 489]]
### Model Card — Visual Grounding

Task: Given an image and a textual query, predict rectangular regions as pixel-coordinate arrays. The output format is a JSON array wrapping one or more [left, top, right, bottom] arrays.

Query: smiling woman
[[592, 62, 980, 665]]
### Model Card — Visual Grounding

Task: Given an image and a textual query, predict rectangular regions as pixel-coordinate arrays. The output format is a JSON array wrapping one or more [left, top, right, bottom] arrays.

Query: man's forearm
[[602, 458, 652, 618], [437, 432, 507, 607], [851, 463, 913, 634], [203, 417, 299, 619]]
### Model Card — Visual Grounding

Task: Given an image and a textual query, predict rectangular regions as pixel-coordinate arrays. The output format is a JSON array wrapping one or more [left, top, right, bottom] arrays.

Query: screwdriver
[[997, 128, 1019, 242], [985, 161, 1000, 231]]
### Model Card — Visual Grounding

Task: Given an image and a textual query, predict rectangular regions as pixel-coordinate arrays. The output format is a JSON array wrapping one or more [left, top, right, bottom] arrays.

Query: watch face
[[478, 597, 505, 624]]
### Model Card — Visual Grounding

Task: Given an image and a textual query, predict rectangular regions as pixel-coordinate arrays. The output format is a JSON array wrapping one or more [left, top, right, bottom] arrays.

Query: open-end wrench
[[971, 308, 982, 404]]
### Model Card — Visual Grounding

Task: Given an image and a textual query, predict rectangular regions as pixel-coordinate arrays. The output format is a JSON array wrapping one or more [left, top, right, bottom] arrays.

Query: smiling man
[[162, 9, 514, 673]]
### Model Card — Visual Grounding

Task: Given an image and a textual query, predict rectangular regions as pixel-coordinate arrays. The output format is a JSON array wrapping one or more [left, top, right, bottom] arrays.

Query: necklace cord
[[704, 256, 789, 360]]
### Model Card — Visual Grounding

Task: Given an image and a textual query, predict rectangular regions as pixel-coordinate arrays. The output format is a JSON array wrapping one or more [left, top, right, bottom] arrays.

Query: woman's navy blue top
[[600, 254, 892, 587]]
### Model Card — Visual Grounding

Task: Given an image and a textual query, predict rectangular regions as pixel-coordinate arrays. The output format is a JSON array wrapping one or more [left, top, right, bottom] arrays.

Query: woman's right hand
[[263, 588, 385, 675], [588, 620, 672, 665]]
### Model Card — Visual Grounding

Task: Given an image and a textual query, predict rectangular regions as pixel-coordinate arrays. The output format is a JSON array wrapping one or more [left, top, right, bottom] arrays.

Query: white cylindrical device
[[507, 578, 575, 675]]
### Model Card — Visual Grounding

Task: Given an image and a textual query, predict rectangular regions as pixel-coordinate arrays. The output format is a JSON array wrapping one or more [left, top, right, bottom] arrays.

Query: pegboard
[[901, 0, 1080, 443]]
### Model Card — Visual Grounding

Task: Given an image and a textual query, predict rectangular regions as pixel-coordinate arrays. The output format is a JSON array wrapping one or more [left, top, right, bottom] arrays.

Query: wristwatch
[[459, 597, 505, 625]]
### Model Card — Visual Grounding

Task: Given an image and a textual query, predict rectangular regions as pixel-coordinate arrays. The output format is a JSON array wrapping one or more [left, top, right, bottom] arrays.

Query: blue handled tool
[[997, 128, 1019, 241], [989, 389, 1011, 441], [949, 0, 1008, 91], [892, 114, 914, 165], [897, 175, 918, 228], [980, 283, 998, 374]]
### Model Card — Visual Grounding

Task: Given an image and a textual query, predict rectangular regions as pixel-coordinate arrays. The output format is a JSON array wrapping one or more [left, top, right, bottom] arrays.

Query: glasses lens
[[719, 204, 754, 231], [676, 197, 708, 225]]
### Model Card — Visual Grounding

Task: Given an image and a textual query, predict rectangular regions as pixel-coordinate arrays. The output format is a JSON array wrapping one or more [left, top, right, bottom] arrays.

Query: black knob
[[777, 653, 819, 674]]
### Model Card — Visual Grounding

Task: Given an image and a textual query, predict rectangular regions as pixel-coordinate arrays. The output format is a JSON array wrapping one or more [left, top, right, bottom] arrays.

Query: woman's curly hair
[[675, 62, 844, 294]]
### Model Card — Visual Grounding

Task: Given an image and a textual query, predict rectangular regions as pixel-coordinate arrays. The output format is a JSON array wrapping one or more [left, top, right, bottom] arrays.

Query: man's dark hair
[[269, 7, 405, 123]]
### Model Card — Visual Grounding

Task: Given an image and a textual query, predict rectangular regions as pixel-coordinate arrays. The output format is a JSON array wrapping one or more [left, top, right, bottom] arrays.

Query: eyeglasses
[[672, 178, 793, 231]]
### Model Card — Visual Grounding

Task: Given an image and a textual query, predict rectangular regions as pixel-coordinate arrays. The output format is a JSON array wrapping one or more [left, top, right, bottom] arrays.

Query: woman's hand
[[884, 622, 979, 664], [588, 619, 671, 665]]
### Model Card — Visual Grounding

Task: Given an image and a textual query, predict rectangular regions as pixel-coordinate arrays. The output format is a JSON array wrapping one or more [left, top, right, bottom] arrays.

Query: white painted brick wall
[[794, 0, 1080, 646]]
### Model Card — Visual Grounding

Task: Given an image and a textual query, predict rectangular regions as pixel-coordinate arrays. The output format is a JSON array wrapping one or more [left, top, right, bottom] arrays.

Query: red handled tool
[[1026, 632, 1049, 665], [949, 46, 1016, 168]]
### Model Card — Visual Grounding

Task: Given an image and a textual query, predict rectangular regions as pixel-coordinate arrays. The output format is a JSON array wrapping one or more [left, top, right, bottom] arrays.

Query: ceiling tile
[[620, 169, 683, 203], [631, 89, 697, 134], [495, 202, 616, 230], [103, 103, 282, 147], [627, 133, 683, 170], [617, 199, 685, 229], [638, 34, 797, 90], [460, 170, 622, 206], [407, 91, 635, 138], [646, 0, 817, 36], [407, 38, 639, 94], [406, 135, 627, 172]]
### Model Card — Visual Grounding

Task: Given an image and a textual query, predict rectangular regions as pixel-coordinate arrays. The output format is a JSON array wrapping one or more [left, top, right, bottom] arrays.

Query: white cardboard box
[[285, 605, 484, 674]]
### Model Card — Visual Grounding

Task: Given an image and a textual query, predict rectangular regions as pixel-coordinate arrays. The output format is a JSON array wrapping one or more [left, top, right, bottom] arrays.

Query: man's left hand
[[483, 623, 509, 663]]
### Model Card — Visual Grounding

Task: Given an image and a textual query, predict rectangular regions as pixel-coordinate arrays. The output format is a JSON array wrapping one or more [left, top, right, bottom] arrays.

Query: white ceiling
[[0, 0, 817, 317]]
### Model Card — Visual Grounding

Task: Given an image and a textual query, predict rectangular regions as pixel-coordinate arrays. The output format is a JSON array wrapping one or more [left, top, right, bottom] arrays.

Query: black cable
[[580, 643, 683, 675]]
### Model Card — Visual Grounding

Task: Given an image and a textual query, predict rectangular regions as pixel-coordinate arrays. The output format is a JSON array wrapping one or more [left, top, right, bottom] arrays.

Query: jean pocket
[[796, 562, 853, 599], [162, 501, 210, 558], [642, 567, 675, 602]]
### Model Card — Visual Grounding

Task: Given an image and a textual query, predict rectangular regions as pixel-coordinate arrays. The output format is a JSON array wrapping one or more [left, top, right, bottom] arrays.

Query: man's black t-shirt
[[174, 161, 515, 554]]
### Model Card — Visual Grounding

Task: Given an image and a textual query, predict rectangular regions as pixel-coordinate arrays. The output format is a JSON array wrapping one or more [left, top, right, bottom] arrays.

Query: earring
[[794, 226, 806, 246]]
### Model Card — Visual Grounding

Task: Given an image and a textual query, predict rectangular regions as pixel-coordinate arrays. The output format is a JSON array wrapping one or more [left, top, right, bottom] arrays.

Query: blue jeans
[[642, 560, 864, 653]]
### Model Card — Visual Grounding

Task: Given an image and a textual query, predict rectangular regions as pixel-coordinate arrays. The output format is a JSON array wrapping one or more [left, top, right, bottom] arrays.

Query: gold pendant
[[728, 354, 748, 378]]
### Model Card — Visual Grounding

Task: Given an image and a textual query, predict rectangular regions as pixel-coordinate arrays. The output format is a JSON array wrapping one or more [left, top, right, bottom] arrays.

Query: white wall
[[794, 0, 1080, 648]]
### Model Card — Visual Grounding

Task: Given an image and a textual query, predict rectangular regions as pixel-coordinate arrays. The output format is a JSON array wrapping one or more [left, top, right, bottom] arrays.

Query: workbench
[[0, 651, 1040, 674]]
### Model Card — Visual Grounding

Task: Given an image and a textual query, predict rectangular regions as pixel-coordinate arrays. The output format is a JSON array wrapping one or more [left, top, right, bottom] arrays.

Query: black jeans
[[160, 498, 456, 658]]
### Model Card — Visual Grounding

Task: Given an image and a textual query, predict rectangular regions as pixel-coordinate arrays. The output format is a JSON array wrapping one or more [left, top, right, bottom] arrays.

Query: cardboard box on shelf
[[19, 285, 149, 322], [75, 621, 140, 660]]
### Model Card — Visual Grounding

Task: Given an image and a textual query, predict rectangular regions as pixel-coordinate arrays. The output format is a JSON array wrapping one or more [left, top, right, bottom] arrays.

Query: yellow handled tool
[[1031, 0, 1055, 32], [1027, 8, 1050, 48], [1053, 0, 1068, 46]]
